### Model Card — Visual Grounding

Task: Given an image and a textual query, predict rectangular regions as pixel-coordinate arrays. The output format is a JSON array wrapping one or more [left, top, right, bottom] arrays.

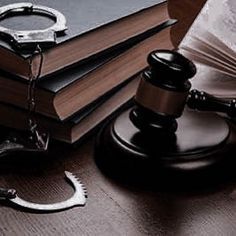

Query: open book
[[180, 0, 236, 97]]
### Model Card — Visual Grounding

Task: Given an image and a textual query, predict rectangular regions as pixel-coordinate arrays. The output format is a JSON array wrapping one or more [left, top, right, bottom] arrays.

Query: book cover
[[0, 0, 168, 78], [0, 22, 175, 120], [0, 77, 140, 143], [24, 21, 175, 93]]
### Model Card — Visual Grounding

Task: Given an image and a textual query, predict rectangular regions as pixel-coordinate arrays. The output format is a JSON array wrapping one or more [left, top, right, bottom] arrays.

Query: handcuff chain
[[27, 44, 43, 134]]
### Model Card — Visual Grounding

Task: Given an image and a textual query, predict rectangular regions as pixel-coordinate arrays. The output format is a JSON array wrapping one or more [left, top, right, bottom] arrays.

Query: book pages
[[190, 64, 236, 98], [205, 0, 236, 52], [180, 0, 236, 76]]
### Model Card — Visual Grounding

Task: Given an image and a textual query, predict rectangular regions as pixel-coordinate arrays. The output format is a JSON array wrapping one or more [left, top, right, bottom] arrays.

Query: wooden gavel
[[131, 49, 236, 134], [95, 49, 235, 177]]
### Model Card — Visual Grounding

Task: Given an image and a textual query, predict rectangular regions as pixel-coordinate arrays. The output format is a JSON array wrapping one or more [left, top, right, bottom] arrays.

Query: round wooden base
[[95, 108, 234, 183]]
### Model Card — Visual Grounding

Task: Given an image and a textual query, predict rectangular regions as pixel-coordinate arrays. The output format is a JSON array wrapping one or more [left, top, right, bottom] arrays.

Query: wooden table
[[1, 134, 236, 236], [2, 1, 236, 235]]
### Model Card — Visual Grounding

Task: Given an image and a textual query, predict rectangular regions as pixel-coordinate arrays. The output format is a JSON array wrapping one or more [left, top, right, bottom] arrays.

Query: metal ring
[[0, 2, 67, 49]]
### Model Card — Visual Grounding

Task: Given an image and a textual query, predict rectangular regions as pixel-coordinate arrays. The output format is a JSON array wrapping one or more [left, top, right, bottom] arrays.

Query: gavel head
[[130, 50, 196, 133]]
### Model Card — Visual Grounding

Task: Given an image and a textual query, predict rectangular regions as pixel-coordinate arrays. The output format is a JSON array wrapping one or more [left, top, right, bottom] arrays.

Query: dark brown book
[[0, 23, 175, 120], [0, 0, 168, 79], [0, 77, 140, 143]]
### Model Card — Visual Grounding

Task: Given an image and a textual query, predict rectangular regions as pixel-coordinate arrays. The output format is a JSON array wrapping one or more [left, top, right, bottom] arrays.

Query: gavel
[[133, 50, 236, 133], [95, 50, 235, 178]]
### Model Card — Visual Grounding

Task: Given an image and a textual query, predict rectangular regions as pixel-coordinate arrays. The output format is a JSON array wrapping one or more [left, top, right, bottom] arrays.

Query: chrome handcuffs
[[0, 2, 67, 50]]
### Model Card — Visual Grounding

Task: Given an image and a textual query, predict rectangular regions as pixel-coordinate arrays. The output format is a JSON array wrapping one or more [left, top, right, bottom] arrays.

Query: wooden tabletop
[[1, 133, 236, 236], [2, 1, 236, 235]]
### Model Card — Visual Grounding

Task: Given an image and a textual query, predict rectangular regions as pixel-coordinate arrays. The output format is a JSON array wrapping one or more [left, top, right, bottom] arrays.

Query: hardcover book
[[0, 22, 175, 120], [0, 0, 168, 79], [0, 77, 140, 144]]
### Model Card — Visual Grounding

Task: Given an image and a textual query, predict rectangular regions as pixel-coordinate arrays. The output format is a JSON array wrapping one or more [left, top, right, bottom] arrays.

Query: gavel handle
[[187, 89, 236, 118]]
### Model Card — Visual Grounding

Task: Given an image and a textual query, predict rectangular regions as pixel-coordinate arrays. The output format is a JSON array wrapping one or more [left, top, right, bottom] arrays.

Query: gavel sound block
[[95, 50, 234, 178]]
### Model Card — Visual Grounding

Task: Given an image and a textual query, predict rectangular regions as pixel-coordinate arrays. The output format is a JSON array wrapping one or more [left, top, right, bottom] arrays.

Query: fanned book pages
[[186, 63, 236, 99], [180, 0, 236, 78]]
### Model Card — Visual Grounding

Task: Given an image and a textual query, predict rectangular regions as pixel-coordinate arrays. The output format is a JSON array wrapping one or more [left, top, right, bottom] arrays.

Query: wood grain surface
[[1, 1, 236, 236], [1, 130, 236, 236]]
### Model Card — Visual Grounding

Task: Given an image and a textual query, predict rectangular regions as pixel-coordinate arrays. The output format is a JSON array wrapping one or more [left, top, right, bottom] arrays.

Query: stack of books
[[0, 0, 176, 143]]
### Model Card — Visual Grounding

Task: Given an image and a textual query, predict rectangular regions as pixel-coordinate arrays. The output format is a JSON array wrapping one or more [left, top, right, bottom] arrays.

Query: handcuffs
[[0, 3, 87, 212], [0, 2, 67, 50]]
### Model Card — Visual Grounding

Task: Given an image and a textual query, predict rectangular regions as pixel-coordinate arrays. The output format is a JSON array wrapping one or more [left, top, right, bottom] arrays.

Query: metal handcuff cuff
[[0, 2, 67, 50], [0, 2, 67, 155]]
